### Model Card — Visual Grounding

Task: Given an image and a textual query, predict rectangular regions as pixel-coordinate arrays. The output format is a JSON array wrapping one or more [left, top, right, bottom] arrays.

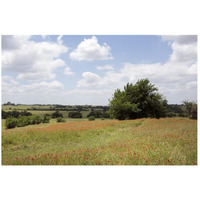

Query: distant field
[[2, 105, 54, 110], [2, 117, 197, 165], [2, 105, 92, 118]]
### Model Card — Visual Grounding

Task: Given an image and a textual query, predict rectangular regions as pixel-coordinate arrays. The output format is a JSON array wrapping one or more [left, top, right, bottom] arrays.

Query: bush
[[88, 116, 95, 121], [43, 115, 51, 123], [17, 116, 29, 127], [51, 111, 63, 118], [2, 110, 32, 119], [68, 111, 82, 118], [57, 117, 66, 123], [5, 117, 18, 129], [31, 115, 42, 124]]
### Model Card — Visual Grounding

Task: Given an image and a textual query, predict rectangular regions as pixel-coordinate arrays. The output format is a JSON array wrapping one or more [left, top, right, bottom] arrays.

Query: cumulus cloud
[[77, 72, 101, 87], [2, 80, 64, 104], [96, 64, 114, 71], [70, 36, 113, 61], [64, 67, 74, 75], [2, 35, 68, 81], [77, 35, 197, 104]]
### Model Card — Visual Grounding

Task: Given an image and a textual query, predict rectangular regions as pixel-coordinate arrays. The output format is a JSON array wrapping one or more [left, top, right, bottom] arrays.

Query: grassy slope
[[1, 118, 197, 165]]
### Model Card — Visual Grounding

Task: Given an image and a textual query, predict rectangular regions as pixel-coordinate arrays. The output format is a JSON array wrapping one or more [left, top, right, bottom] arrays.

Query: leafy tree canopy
[[108, 79, 167, 120]]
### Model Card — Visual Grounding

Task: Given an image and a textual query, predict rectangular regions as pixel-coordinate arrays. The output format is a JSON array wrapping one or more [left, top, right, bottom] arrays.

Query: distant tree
[[51, 111, 63, 118], [87, 110, 103, 118], [43, 114, 51, 123], [108, 79, 167, 120], [183, 101, 197, 119], [68, 111, 82, 118]]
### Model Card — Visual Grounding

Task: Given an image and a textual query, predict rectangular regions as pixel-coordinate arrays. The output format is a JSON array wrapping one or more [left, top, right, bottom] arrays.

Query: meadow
[[1, 117, 197, 165]]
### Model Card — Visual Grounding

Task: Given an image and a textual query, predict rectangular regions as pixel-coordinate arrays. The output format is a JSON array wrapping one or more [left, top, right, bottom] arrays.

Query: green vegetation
[[2, 110, 32, 119], [51, 111, 63, 118], [88, 116, 95, 121], [68, 111, 82, 118], [108, 79, 167, 120], [5, 115, 47, 129], [57, 117, 66, 123], [2, 118, 197, 165], [183, 101, 197, 119]]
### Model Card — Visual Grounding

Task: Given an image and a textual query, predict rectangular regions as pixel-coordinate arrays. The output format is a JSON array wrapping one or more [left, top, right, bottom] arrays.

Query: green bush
[[17, 116, 29, 127], [5, 117, 18, 129], [43, 115, 50, 123], [57, 117, 66, 123], [31, 115, 42, 124], [52, 111, 63, 118], [68, 111, 82, 118], [88, 116, 95, 121]]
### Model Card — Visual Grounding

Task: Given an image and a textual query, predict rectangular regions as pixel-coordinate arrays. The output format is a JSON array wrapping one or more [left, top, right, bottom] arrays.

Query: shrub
[[57, 117, 66, 123], [17, 116, 29, 127], [5, 117, 18, 129], [51, 111, 63, 118], [31, 115, 42, 124], [43, 115, 51, 123], [68, 111, 82, 118], [88, 116, 95, 121]]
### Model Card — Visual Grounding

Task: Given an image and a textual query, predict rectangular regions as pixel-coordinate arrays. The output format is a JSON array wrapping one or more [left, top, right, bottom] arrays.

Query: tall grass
[[2, 118, 197, 165]]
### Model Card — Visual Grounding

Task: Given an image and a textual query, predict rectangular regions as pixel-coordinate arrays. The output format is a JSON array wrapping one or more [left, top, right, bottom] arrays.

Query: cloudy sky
[[1, 35, 197, 105]]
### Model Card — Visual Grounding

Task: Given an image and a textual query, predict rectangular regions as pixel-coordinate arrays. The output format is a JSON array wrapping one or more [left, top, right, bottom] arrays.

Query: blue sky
[[2, 35, 197, 105]]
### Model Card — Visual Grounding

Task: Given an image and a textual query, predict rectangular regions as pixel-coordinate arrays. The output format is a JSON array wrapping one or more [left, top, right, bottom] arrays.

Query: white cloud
[[2, 35, 68, 81], [96, 64, 114, 71], [77, 35, 197, 104], [70, 36, 113, 61], [2, 75, 18, 85], [2, 80, 64, 104], [64, 67, 74, 75], [77, 72, 101, 87], [64, 88, 112, 105]]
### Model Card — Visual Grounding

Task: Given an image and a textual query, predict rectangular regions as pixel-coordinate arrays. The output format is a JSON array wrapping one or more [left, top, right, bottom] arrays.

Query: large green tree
[[108, 79, 167, 120]]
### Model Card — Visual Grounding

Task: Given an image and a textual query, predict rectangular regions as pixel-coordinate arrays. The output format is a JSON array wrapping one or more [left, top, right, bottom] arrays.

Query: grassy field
[[1, 117, 197, 165]]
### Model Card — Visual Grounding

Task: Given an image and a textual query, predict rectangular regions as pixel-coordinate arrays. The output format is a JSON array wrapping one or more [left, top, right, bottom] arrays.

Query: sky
[[1, 35, 197, 105]]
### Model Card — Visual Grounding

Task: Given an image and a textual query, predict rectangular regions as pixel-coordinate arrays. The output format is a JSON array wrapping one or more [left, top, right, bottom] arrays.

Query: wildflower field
[[1, 117, 197, 165]]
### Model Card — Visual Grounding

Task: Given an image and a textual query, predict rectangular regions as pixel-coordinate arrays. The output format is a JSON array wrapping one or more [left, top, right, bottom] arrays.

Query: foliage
[[2, 110, 32, 119], [43, 114, 51, 123], [68, 111, 82, 118], [166, 104, 186, 117], [5, 117, 18, 129], [51, 111, 63, 118], [5, 115, 44, 129], [88, 116, 95, 121], [87, 110, 110, 118], [108, 79, 168, 120], [183, 101, 197, 119], [57, 117, 66, 123]]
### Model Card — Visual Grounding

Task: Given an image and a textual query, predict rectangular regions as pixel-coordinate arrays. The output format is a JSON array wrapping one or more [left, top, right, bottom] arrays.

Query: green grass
[[1, 118, 197, 165]]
